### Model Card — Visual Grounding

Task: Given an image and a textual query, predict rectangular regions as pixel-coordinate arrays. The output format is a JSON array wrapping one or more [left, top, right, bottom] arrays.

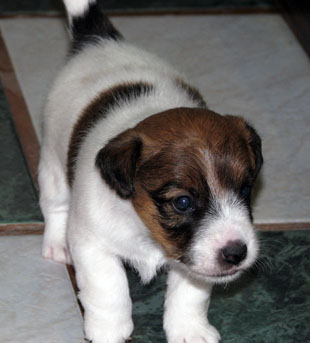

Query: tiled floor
[[0, 7, 309, 343], [0, 0, 275, 15], [0, 235, 84, 342], [128, 230, 310, 343], [0, 80, 42, 224]]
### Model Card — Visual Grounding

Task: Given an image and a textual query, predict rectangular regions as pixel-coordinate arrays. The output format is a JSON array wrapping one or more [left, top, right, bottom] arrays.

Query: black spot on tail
[[70, 1, 122, 54]]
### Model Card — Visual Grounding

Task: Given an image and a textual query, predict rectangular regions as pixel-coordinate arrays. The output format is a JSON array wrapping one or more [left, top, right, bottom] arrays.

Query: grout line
[[0, 8, 279, 19], [256, 222, 310, 231], [0, 30, 40, 191], [0, 222, 308, 237], [275, 0, 310, 58]]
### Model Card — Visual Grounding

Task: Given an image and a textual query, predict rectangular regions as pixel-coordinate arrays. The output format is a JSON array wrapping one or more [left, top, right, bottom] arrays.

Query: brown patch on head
[[196, 114, 261, 196], [132, 139, 211, 259], [96, 107, 262, 259], [135, 107, 260, 186], [132, 184, 183, 259]]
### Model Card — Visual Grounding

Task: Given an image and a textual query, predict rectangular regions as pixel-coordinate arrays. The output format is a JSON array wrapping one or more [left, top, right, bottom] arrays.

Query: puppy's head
[[96, 108, 263, 283]]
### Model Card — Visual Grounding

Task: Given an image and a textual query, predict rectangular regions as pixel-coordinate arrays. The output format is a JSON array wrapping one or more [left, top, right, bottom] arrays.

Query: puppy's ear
[[246, 123, 263, 180], [95, 130, 142, 199]]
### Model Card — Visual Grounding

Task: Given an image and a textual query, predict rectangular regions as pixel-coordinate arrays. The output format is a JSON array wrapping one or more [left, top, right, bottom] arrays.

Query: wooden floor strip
[[256, 222, 310, 231], [0, 31, 40, 191], [0, 7, 279, 20], [0, 222, 44, 236], [276, 0, 310, 57], [0, 222, 309, 237]]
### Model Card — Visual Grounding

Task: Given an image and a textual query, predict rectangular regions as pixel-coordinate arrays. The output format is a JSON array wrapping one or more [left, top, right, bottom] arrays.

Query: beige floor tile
[[0, 235, 84, 342], [1, 15, 309, 223]]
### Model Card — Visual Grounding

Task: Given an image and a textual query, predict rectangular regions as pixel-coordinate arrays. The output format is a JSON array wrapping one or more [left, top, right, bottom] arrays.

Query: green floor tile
[[0, 0, 274, 15], [127, 230, 310, 342], [0, 81, 42, 224]]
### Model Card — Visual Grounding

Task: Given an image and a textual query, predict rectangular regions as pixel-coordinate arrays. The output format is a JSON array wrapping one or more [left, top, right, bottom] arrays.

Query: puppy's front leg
[[71, 242, 133, 343], [164, 268, 221, 343]]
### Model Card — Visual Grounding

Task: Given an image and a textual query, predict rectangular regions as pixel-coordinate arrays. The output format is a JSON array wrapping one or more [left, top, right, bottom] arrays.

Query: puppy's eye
[[240, 185, 251, 198], [173, 196, 193, 213]]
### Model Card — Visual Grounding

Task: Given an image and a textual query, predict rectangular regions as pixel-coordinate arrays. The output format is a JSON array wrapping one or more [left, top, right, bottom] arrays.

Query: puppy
[[39, 1, 263, 342]]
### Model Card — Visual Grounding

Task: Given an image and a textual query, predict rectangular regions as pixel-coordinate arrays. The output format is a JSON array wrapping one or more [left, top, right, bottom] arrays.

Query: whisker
[[252, 256, 274, 274], [258, 237, 285, 249]]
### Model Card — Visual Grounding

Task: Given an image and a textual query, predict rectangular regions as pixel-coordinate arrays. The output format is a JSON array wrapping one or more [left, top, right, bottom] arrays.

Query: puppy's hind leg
[[39, 153, 71, 264]]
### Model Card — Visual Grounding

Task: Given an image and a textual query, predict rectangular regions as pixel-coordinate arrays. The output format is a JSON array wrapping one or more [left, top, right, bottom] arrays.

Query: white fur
[[189, 194, 258, 283], [39, 38, 208, 342], [164, 268, 221, 343], [63, 0, 96, 18], [39, 39, 192, 262], [39, 2, 258, 342]]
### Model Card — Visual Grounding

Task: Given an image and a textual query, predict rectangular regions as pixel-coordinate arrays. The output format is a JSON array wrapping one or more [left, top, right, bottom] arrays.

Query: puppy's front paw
[[167, 323, 221, 343], [84, 316, 134, 343], [42, 238, 72, 264]]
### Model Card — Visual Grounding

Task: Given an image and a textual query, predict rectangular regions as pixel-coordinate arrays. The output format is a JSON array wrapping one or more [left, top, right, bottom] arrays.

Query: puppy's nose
[[221, 240, 247, 266]]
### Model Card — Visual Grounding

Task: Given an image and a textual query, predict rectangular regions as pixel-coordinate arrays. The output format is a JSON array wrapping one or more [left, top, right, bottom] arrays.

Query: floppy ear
[[246, 123, 263, 180], [95, 129, 142, 199]]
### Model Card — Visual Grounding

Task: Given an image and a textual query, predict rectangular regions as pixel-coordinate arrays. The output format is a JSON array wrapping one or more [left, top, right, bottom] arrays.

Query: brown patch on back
[[175, 78, 207, 108], [67, 82, 154, 186]]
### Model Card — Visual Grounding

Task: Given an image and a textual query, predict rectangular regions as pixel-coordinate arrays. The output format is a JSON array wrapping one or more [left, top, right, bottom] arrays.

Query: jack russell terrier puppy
[[39, 0, 263, 342]]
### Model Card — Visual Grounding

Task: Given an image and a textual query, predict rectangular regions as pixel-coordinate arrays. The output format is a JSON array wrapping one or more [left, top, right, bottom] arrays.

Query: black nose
[[221, 240, 247, 266]]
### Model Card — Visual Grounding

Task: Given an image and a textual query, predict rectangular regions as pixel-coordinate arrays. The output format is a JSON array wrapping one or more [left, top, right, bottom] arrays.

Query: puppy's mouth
[[209, 267, 241, 278], [187, 265, 243, 283], [208, 270, 240, 278], [205, 269, 243, 283]]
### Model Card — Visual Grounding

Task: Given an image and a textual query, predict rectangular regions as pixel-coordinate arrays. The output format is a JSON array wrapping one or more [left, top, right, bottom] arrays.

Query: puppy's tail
[[63, 0, 122, 52]]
